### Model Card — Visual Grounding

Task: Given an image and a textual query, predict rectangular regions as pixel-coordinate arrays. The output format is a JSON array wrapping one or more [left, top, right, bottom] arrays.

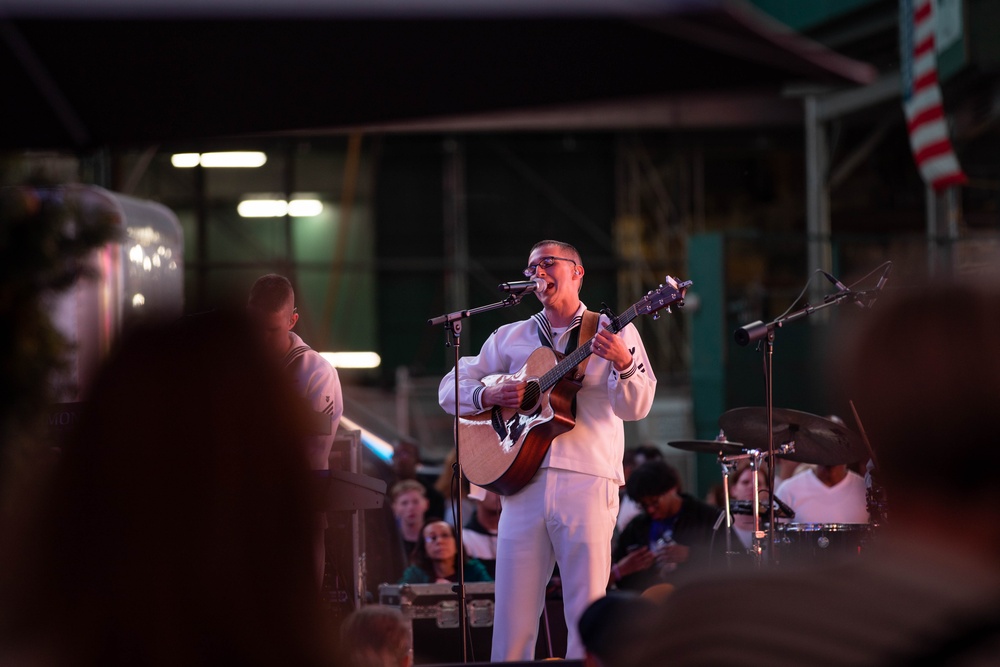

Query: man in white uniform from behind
[[248, 274, 344, 583]]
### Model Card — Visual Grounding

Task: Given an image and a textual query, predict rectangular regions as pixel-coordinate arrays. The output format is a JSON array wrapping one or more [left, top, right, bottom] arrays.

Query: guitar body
[[459, 346, 582, 495]]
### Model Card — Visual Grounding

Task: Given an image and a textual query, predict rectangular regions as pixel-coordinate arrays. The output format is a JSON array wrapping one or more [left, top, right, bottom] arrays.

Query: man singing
[[438, 240, 657, 660]]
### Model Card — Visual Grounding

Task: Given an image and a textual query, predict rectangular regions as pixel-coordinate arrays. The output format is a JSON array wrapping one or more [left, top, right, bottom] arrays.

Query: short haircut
[[579, 592, 658, 666], [390, 479, 426, 502], [626, 460, 681, 501], [530, 239, 582, 265], [248, 274, 295, 313], [340, 605, 411, 667]]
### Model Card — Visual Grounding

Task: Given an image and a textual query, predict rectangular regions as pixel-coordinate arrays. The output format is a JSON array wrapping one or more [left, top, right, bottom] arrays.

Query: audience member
[[616, 445, 663, 533], [462, 488, 501, 578], [626, 276, 1000, 666], [339, 605, 412, 667], [399, 519, 492, 584], [390, 480, 429, 560], [392, 438, 445, 519], [611, 460, 722, 591], [578, 593, 658, 667], [728, 460, 771, 551], [0, 312, 334, 667]]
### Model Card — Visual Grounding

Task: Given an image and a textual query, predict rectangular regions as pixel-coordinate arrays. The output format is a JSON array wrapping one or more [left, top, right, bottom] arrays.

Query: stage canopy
[[0, 0, 877, 149]]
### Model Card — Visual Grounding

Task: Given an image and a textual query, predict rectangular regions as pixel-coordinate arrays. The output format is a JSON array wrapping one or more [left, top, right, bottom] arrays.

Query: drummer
[[773, 416, 869, 524]]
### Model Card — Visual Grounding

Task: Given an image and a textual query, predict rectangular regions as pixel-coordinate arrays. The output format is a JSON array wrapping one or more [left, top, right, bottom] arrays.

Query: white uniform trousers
[[492, 467, 619, 661]]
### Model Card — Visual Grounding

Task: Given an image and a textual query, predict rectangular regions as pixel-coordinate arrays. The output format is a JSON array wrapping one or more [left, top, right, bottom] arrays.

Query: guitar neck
[[538, 305, 639, 391]]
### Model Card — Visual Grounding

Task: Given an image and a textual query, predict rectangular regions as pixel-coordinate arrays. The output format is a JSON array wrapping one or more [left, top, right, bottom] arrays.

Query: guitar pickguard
[[490, 403, 543, 452]]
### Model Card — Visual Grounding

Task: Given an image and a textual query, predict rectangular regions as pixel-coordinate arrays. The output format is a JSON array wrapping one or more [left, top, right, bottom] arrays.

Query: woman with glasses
[[399, 519, 493, 584]]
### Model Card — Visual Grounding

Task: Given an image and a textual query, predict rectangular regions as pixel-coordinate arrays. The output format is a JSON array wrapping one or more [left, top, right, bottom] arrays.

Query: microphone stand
[[734, 288, 858, 565], [427, 290, 530, 663]]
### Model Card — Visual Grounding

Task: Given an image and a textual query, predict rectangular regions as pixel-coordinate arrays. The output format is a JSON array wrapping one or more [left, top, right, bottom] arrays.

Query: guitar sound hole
[[520, 381, 541, 412]]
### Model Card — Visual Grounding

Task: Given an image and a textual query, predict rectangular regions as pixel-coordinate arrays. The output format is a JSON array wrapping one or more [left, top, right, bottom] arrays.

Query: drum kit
[[669, 406, 885, 568]]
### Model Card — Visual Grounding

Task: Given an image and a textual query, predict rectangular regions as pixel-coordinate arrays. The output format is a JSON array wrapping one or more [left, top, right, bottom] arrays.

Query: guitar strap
[[537, 310, 600, 382], [572, 310, 601, 381]]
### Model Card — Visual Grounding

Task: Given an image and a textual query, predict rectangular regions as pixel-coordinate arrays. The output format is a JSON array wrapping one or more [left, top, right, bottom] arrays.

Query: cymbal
[[718, 407, 866, 466], [667, 439, 748, 456]]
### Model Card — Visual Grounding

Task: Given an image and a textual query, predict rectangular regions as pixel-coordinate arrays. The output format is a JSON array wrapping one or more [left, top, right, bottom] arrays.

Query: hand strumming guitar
[[482, 380, 529, 409]]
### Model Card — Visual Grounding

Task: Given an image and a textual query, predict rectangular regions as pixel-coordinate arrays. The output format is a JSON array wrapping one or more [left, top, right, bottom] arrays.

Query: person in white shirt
[[774, 463, 869, 525], [439, 240, 659, 661], [248, 274, 344, 584]]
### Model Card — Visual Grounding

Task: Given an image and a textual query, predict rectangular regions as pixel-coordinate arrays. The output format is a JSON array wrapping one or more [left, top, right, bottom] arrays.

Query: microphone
[[821, 270, 865, 308], [865, 263, 893, 308], [498, 277, 546, 294], [734, 320, 770, 347], [820, 270, 850, 293], [771, 494, 796, 520]]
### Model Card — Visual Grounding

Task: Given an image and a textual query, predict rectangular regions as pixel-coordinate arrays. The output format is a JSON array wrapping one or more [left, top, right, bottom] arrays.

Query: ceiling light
[[238, 200, 288, 217], [171, 151, 267, 168], [320, 352, 381, 369], [287, 199, 323, 217], [170, 153, 199, 168], [237, 199, 323, 218]]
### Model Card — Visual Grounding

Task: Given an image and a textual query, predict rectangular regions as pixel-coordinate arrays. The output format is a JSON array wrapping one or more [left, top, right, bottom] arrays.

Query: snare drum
[[774, 523, 872, 565]]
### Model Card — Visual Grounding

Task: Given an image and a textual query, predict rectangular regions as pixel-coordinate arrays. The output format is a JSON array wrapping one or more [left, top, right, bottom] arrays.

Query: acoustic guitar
[[458, 277, 691, 495]]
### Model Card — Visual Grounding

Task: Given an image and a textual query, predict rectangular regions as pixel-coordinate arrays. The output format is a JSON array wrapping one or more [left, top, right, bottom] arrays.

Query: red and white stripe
[[902, 0, 966, 191]]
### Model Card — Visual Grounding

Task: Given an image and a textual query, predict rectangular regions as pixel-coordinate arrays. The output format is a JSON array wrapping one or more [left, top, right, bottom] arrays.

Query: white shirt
[[774, 469, 869, 524], [462, 528, 499, 561], [438, 302, 656, 485], [617, 493, 642, 532], [284, 331, 344, 470]]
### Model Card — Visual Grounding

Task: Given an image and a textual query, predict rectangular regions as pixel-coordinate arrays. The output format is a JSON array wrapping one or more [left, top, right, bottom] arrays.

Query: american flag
[[899, 0, 966, 191]]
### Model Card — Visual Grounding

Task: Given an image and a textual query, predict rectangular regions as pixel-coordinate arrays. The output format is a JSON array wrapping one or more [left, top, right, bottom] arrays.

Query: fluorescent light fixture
[[170, 153, 200, 168], [237, 199, 323, 218], [320, 351, 382, 369], [287, 199, 324, 217], [238, 200, 288, 217], [171, 151, 267, 168]]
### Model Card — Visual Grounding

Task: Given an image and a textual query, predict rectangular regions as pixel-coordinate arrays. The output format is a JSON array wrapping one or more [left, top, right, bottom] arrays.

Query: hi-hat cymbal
[[667, 439, 748, 456], [718, 407, 866, 466]]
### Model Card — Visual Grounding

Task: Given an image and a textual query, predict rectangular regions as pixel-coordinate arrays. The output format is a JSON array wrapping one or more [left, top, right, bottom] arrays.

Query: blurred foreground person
[[578, 592, 658, 667], [339, 606, 412, 667], [0, 312, 335, 667], [626, 277, 1000, 666]]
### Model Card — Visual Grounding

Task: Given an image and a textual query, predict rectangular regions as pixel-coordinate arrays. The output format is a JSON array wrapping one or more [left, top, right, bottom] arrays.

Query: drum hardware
[[774, 523, 873, 564], [731, 265, 891, 564], [719, 407, 867, 466], [729, 499, 795, 520]]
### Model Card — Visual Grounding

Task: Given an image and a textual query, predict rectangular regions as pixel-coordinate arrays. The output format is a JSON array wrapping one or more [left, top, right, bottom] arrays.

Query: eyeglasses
[[523, 256, 577, 277], [424, 532, 454, 543]]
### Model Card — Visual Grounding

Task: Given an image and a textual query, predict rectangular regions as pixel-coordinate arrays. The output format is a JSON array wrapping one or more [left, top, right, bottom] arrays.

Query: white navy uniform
[[439, 302, 656, 660], [283, 331, 343, 471]]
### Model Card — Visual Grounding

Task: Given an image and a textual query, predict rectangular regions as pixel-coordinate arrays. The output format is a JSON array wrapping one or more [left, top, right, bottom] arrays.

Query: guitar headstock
[[635, 276, 692, 320]]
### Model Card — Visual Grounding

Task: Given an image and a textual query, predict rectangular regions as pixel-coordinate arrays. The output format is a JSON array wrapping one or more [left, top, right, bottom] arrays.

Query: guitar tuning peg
[[665, 306, 672, 314], [652, 312, 660, 321]]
